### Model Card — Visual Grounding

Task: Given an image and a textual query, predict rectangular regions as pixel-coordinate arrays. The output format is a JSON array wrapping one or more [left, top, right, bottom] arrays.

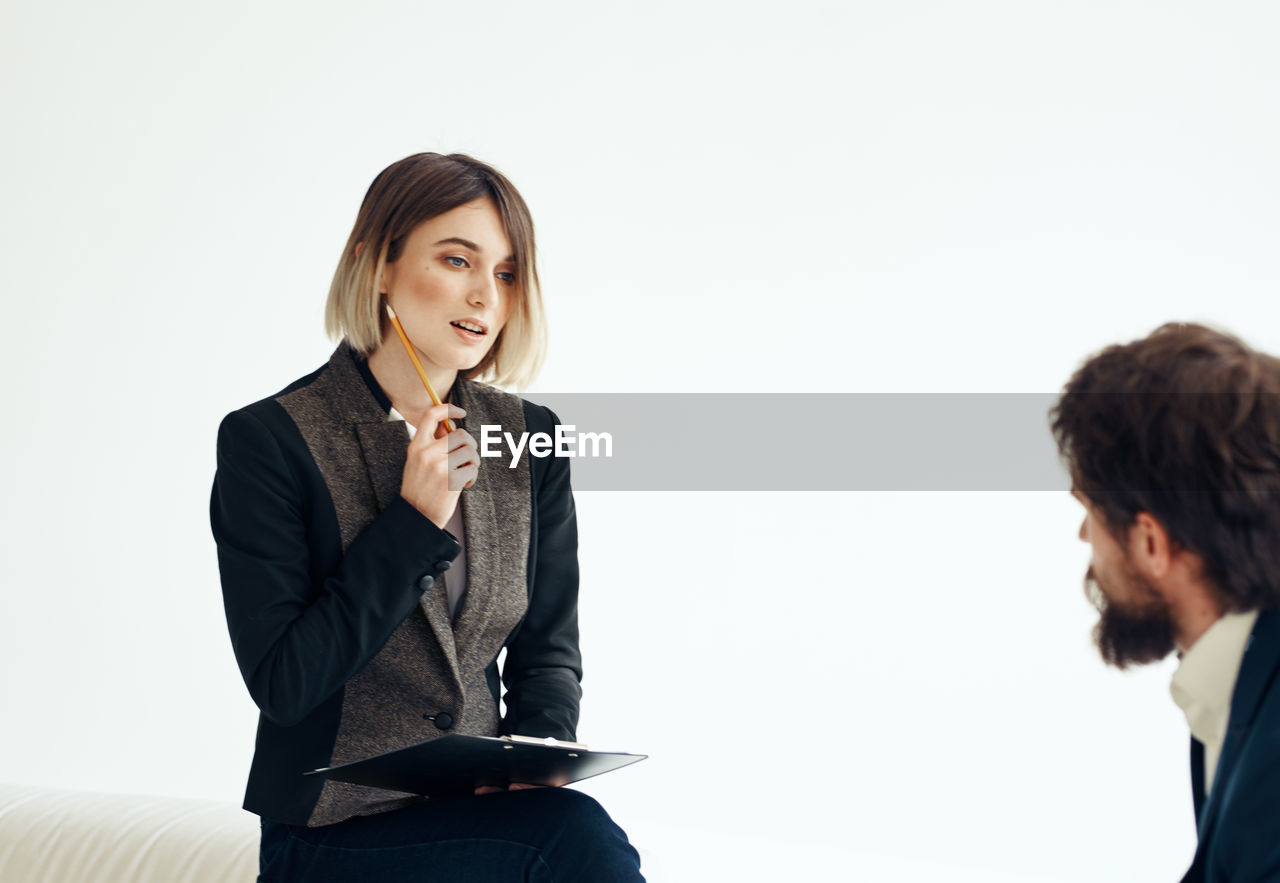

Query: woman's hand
[[400, 403, 478, 529]]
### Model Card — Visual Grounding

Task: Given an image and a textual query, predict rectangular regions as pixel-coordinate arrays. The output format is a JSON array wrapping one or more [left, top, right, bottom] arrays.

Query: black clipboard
[[305, 734, 647, 798]]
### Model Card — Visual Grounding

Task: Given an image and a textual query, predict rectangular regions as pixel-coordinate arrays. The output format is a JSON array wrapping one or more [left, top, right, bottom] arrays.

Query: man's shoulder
[[1240, 609, 1280, 705], [1204, 609, 1280, 877]]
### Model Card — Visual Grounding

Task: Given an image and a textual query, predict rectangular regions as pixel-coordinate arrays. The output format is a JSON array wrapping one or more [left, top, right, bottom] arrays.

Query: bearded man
[[1051, 322, 1280, 883]]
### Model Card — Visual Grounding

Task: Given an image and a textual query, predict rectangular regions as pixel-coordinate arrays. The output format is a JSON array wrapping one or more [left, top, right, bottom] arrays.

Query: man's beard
[[1084, 564, 1177, 669]]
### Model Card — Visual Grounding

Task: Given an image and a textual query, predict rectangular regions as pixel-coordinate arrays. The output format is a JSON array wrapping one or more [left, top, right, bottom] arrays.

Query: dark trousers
[[258, 788, 645, 882]]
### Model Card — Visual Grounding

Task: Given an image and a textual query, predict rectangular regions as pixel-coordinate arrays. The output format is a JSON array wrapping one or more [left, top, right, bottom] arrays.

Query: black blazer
[[211, 344, 582, 827], [1181, 609, 1280, 882]]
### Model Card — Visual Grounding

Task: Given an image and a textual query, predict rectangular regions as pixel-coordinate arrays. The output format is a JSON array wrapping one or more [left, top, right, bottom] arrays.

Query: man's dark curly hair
[[1050, 322, 1280, 612]]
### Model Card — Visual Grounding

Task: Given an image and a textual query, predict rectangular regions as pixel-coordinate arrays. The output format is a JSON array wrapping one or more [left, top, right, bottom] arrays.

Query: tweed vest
[[275, 345, 532, 826]]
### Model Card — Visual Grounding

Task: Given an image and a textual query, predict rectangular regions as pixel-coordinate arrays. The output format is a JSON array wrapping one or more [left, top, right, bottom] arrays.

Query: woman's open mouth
[[451, 320, 488, 342]]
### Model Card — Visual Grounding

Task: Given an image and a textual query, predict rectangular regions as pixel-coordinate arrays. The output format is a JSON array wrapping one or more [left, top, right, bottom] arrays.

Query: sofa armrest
[[0, 784, 257, 883]]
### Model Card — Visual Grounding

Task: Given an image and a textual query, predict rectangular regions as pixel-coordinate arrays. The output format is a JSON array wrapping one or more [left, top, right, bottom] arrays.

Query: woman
[[211, 153, 644, 882]]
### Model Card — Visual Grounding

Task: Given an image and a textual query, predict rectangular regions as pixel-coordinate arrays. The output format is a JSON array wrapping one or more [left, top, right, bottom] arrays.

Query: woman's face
[[379, 197, 516, 374]]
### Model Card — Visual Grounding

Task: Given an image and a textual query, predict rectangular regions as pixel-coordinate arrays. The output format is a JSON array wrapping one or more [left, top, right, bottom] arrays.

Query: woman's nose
[[469, 274, 499, 307]]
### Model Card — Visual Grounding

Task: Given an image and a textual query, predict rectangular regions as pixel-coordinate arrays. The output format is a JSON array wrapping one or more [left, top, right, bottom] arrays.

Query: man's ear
[[1128, 512, 1173, 579]]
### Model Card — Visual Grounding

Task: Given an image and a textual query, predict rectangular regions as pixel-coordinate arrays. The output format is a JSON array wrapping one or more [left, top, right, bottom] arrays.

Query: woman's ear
[[354, 241, 364, 259]]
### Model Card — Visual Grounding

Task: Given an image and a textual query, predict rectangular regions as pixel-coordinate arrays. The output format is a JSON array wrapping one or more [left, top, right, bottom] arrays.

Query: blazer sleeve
[[211, 406, 461, 727], [499, 402, 584, 741]]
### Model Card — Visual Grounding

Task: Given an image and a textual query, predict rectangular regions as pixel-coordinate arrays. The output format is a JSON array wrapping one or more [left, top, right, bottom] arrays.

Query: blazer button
[[435, 559, 452, 571], [432, 712, 454, 730], [417, 575, 435, 591]]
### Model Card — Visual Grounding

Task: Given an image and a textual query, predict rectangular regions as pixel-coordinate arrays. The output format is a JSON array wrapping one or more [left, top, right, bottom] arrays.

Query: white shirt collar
[[388, 406, 416, 439], [1169, 609, 1258, 792]]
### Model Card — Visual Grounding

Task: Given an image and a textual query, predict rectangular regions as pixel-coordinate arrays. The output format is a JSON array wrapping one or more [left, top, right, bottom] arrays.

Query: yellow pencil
[[384, 303, 455, 433]]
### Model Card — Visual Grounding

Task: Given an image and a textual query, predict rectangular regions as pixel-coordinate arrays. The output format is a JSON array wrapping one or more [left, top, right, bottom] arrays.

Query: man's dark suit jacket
[[210, 345, 582, 827], [1181, 608, 1280, 882]]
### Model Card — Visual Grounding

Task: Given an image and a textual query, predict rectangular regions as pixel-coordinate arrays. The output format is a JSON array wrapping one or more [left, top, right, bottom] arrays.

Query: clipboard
[[305, 734, 647, 798]]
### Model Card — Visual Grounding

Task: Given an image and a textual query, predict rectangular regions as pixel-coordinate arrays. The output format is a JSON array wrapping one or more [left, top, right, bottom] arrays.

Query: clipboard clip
[[502, 734, 590, 751]]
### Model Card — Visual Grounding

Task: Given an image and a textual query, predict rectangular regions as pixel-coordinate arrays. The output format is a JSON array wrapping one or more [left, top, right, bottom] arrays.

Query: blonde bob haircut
[[325, 153, 547, 389]]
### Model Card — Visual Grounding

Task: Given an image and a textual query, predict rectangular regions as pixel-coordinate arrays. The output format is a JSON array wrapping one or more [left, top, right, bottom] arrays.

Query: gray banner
[[470, 394, 1072, 491]]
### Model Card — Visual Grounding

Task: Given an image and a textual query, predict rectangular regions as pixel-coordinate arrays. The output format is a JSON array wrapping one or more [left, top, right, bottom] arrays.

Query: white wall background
[[3, 1, 1279, 880]]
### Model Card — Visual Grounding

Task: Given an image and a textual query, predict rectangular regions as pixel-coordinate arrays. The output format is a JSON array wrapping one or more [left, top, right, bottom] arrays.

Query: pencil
[[384, 303, 455, 433]]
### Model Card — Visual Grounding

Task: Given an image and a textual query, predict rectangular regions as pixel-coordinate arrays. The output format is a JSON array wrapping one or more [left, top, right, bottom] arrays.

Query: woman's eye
[[496, 272, 516, 285], [445, 256, 468, 268]]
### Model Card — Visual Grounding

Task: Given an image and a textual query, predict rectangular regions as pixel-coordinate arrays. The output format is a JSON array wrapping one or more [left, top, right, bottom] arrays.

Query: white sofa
[[0, 783, 258, 882]]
